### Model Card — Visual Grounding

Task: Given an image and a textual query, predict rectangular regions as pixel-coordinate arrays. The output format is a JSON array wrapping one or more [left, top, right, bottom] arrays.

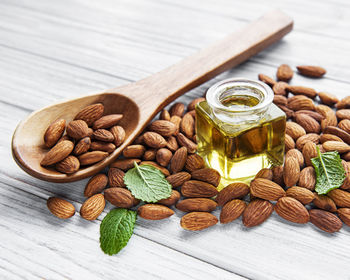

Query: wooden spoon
[[12, 10, 293, 182]]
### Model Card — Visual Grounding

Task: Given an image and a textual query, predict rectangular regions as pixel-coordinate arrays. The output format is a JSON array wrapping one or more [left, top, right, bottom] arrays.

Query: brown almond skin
[[273, 81, 289, 96], [180, 212, 218, 231], [336, 96, 350, 109], [294, 110, 324, 122], [320, 134, 344, 144], [286, 186, 315, 205], [286, 122, 306, 140], [296, 133, 320, 150], [299, 167, 316, 191], [47, 197, 75, 219], [169, 146, 187, 174], [149, 120, 177, 137], [66, 120, 89, 140], [108, 168, 126, 188], [285, 134, 295, 151], [140, 161, 170, 176], [177, 133, 197, 153], [323, 126, 350, 145], [78, 151, 109, 165], [318, 92, 339, 106], [74, 137, 91, 155], [336, 109, 350, 121], [286, 149, 304, 168], [302, 141, 317, 166], [181, 180, 218, 198], [143, 149, 157, 161], [220, 199, 246, 224], [90, 141, 116, 153], [277, 64, 293, 81], [309, 209, 342, 233], [74, 103, 104, 126], [169, 102, 185, 117], [158, 190, 181, 206], [138, 204, 174, 220], [93, 129, 114, 142], [143, 132, 167, 148], [288, 95, 315, 111], [110, 158, 141, 171], [250, 178, 285, 201], [123, 145, 145, 158], [272, 166, 284, 186], [166, 136, 179, 152], [84, 173, 108, 197], [180, 113, 195, 138], [275, 197, 309, 224], [216, 183, 249, 206], [258, 73, 276, 87], [323, 141, 350, 153], [166, 172, 191, 188], [328, 189, 350, 208], [242, 199, 274, 227], [80, 194, 105, 220], [104, 188, 136, 208], [296, 65, 326, 78], [338, 119, 350, 134], [156, 148, 172, 167], [273, 95, 287, 106], [295, 113, 320, 133], [176, 198, 217, 212], [187, 97, 205, 111], [288, 86, 317, 99], [40, 140, 74, 166], [44, 119, 66, 148], [160, 109, 171, 121], [255, 168, 273, 180], [337, 208, 350, 226], [313, 193, 337, 212], [283, 156, 300, 187], [191, 168, 221, 187], [185, 154, 205, 172], [110, 125, 125, 147], [316, 105, 337, 131], [55, 155, 80, 174], [93, 114, 123, 129]]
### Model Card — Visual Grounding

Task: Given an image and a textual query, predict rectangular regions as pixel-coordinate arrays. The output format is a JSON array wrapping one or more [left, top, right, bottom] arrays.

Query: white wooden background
[[1, 0, 350, 279]]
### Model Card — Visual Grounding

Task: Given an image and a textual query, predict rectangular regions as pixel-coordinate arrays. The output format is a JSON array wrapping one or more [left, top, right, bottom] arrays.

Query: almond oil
[[195, 78, 286, 188]]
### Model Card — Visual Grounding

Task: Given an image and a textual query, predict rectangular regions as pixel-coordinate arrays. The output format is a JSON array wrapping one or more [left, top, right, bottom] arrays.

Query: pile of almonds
[[41, 104, 126, 173], [47, 64, 350, 234]]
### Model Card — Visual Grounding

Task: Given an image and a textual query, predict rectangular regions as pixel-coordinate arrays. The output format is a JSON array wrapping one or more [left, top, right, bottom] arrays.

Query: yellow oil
[[196, 99, 286, 189]]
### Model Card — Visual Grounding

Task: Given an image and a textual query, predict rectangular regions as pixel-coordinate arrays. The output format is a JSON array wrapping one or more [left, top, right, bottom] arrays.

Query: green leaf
[[100, 208, 137, 256], [311, 147, 346, 195], [124, 163, 172, 203]]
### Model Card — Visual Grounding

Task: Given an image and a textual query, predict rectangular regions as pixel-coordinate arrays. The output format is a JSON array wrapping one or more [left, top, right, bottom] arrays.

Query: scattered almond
[[138, 204, 174, 220], [47, 197, 75, 219], [180, 212, 218, 231]]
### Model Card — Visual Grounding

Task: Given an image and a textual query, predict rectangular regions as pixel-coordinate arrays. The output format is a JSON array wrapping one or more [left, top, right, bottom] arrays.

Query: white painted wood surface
[[1, 0, 350, 279]]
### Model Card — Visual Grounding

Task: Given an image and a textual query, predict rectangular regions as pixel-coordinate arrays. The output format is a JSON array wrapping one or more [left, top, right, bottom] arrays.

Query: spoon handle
[[118, 9, 292, 112]]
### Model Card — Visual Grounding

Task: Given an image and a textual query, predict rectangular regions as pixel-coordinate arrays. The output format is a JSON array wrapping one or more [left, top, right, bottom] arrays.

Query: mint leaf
[[311, 147, 346, 195], [100, 208, 137, 256], [124, 163, 172, 203]]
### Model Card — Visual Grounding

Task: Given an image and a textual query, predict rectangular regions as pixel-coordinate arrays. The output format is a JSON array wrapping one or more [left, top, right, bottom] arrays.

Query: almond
[[123, 145, 145, 158], [160, 109, 171, 121], [278, 105, 294, 119], [108, 168, 126, 188], [323, 141, 350, 153], [342, 152, 350, 161], [273, 81, 289, 96], [313, 193, 337, 212], [80, 194, 105, 220], [286, 149, 304, 167], [74, 103, 104, 126], [288, 95, 315, 111], [286, 186, 314, 204], [44, 119, 66, 148], [143, 132, 167, 148], [258, 73, 277, 87], [242, 199, 274, 227], [93, 129, 114, 142], [320, 134, 344, 144], [55, 155, 80, 174], [90, 141, 116, 153], [309, 209, 342, 233], [191, 168, 221, 187], [156, 148, 172, 167], [328, 189, 350, 208], [216, 182, 249, 206], [337, 208, 350, 226], [323, 126, 350, 145], [296, 133, 320, 150], [185, 154, 205, 172], [138, 161, 168, 176], [302, 141, 317, 166], [47, 197, 75, 219], [110, 125, 125, 147], [169, 102, 185, 117], [181, 180, 218, 198], [157, 190, 181, 206], [287, 85, 317, 99], [143, 149, 157, 161], [250, 178, 285, 201], [66, 120, 89, 140], [74, 137, 91, 155], [254, 168, 273, 180], [286, 122, 306, 140], [299, 166, 316, 191], [176, 198, 217, 212], [294, 110, 324, 122], [285, 134, 295, 151], [295, 113, 320, 133], [283, 156, 300, 187], [181, 113, 195, 138], [277, 64, 293, 81], [318, 92, 339, 106], [338, 119, 350, 134], [296, 65, 326, 77], [166, 136, 179, 152], [138, 204, 174, 220], [187, 97, 205, 111], [104, 188, 137, 208], [84, 173, 108, 197], [169, 146, 187, 174], [149, 120, 177, 136], [336, 109, 350, 120], [93, 114, 123, 129], [180, 212, 218, 231], [110, 158, 141, 170], [220, 199, 246, 224], [78, 151, 108, 165], [41, 140, 74, 166], [336, 96, 350, 109], [177, 133, 197, 153], [316, 105, 337, 131], [273, 95, 287, 106], [166, 172, 191, 188], [170, 115, 182, 133], [272, 165, 284, 186], [275, 197, 309, 223]]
